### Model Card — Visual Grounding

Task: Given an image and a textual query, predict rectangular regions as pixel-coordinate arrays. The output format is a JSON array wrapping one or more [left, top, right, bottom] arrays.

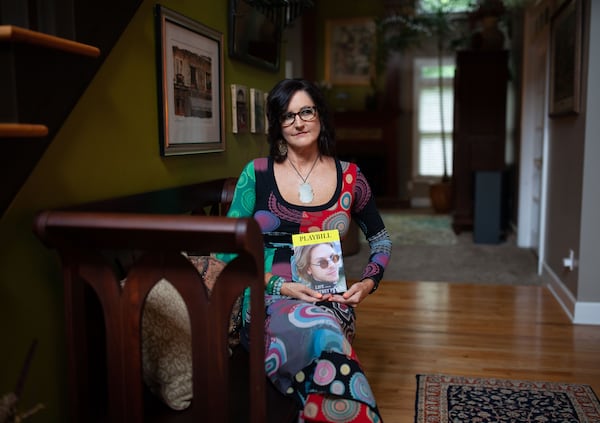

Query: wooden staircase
[[0, 0, 142, 218]]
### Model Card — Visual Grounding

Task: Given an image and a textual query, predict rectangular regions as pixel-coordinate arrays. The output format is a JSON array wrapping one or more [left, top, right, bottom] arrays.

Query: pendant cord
[[288, 155, 319, 183]]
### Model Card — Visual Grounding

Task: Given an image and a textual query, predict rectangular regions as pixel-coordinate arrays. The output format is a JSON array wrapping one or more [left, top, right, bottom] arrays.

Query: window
[[413, 57, 455, 179]]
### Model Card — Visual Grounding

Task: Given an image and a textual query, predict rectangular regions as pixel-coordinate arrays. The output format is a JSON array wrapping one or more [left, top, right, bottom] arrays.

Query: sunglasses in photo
[[311, 254, 340, 269]]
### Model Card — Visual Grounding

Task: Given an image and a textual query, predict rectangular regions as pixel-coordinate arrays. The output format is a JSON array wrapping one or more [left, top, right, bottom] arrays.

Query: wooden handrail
[[0, 25, 100, 58], [0, 123, 48, 138]]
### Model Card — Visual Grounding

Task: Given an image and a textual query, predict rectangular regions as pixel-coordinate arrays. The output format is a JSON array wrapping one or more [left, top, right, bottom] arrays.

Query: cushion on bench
[[139, 255, 242, 410]]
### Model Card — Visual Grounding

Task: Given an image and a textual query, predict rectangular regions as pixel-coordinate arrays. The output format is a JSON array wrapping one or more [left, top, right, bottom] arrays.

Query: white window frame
[[412, 56, 455, 182]]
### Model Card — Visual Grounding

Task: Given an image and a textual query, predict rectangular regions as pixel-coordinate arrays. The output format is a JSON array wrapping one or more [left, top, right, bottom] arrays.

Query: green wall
[[0, 1, 282, 421]]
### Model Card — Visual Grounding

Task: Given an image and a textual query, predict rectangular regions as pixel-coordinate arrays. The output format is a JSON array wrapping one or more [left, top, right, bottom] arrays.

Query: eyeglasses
[[280, 106, 318, 127], [311, 254, 340, 269]]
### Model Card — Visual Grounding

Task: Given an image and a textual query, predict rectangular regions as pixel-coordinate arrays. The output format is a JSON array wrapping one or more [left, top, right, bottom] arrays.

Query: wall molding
[[544, 263, 600, 325]]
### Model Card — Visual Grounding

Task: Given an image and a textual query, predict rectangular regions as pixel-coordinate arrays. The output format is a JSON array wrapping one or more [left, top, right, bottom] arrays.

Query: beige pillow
[[142, 278, 192, 410], [140, 255, 242, 410]]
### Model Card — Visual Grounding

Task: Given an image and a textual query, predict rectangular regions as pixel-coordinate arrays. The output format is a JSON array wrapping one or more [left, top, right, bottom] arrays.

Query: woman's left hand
[[328, 279, 375, 307]]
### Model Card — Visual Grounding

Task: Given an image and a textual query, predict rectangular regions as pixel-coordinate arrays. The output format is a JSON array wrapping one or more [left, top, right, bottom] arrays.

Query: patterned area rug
[[375, 213, 457, 246], [415, 374, 600, 423]]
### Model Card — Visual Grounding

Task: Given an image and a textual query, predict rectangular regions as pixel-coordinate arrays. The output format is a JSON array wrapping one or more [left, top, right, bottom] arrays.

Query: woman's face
[[307, 244, 340, 283], [281, 90, 321, 150]]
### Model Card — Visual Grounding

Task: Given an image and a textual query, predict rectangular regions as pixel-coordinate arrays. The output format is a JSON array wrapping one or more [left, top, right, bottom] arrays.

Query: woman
[[220, 78, 391, 422]]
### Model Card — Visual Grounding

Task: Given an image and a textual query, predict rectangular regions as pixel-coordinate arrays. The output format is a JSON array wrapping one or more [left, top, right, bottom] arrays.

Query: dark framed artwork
[[549, 0, 582, 117], [228, 0, 281, 72], [155, 5, 225, 155], [325, 17, 376, 85]]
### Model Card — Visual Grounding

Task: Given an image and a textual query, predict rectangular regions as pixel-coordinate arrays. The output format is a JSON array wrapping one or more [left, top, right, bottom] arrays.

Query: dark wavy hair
[[266, 78, 336, 162]]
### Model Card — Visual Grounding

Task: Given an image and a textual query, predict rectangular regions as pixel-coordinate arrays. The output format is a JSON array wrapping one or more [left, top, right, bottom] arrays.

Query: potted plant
[[376, 0, 475, 212], [419, 2, 467, 212]]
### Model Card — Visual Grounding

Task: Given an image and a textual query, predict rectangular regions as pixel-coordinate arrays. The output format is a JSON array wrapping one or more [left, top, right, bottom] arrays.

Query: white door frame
[[517, 1, 551, 275]]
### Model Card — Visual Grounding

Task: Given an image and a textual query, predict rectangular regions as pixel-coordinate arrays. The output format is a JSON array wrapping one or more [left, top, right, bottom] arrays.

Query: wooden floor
[[353, 281, 600, 423]]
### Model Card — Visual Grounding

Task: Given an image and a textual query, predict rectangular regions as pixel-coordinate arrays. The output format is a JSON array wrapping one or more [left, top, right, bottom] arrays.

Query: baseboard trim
[[544, 263, 600, 325], [573, 302, 600, 325], [544, 263, 576, 321]]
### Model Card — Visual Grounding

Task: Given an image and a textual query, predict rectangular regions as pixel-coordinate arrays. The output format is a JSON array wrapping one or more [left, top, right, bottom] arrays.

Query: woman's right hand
[[280, 282, 330, 303]]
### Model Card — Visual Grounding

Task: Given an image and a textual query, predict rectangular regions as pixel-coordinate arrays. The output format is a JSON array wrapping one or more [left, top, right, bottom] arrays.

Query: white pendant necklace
[[288, 155, 320, 204]]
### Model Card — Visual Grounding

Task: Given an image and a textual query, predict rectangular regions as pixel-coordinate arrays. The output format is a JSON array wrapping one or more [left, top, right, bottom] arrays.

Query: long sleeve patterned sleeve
[[351, 170, 392, 292]]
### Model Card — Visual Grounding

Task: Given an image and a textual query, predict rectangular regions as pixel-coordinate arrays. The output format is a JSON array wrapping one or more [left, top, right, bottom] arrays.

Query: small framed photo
[[263, 91, 269, 134], [324, 18, 376, 85], [231, 84, 248, 133], [155, 5, 226, 155], [549, 0, 582, 117], [249, 88, 266, 134]]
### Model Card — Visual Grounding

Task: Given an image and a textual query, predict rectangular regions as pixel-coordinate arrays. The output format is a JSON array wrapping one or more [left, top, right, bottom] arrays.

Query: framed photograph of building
[[549, 0, 582, 116], [155, 5, 225, 155], [324, 17, 376, 85]]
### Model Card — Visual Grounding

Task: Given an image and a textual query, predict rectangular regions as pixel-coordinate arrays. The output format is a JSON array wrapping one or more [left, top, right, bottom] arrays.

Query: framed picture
[[228, 0, 281, 72], [155, 5, 225, 155], [549, 0, 582, 117], [325, 18, 376, 85], [263, 91, 269, 134], [230, 83, 248, 134], [249, 88, 265, 134]]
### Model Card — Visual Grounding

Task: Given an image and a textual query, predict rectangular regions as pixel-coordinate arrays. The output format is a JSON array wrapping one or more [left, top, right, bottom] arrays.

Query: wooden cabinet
[[452, 50, 508, 233], [333, 111, 398, 199]]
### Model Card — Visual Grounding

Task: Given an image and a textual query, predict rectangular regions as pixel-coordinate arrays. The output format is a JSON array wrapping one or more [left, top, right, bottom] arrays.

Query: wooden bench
[[33, 178, 298, 423]]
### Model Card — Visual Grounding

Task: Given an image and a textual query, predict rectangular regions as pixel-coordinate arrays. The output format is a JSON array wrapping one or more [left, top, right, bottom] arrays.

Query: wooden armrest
[[33, 212, 258, 255], [33, 210, 266, 423]]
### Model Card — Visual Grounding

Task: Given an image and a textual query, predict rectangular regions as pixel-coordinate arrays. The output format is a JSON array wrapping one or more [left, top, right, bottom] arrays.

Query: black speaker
[[474, 171, 504, 244]]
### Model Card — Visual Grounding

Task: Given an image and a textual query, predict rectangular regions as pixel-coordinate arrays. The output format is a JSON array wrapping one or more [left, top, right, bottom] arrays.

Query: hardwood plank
[[353, 281, 600, 423]]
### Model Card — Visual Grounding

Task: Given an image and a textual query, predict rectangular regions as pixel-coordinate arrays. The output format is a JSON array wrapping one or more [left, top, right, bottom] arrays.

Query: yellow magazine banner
[[292, 229, 340, 246]]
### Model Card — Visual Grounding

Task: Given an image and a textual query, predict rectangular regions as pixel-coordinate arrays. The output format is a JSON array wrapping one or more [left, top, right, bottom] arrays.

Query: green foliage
[[375, 0, 479, 180], [374, 0, 528, 179], [421, 65, 456, 79], [376, 0, 476, 62], [419, 0, 473, 14]]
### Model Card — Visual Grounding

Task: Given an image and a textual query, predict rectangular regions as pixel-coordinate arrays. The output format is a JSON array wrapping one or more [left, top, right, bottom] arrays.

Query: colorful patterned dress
[[221, 157, 391, 422]]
